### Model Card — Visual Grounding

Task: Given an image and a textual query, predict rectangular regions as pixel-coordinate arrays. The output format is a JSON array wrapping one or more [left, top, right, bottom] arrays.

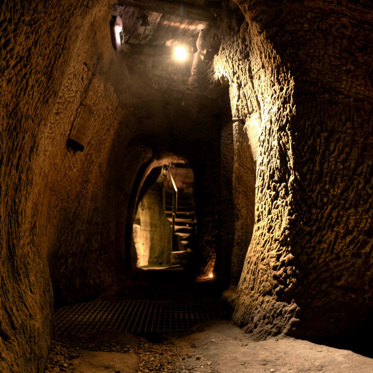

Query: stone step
[[166, 213, 195, 222], [170, 250, 190, 265], [165, 204, 194, 212], [165, 191, 194, 199], [164, 208, 196, 215], [175, 226, 194, 233], [175, 232, 192, 239], [167, 217, 195, 224], [165, 201, 194, 209]]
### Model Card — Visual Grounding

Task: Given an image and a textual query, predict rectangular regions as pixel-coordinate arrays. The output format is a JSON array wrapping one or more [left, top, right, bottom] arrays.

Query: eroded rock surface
[[1, 1, 372, 372], [216, 1, 373, 339]]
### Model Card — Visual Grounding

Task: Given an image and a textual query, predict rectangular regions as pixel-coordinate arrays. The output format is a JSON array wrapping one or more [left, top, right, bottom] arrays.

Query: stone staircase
[[164, 188, 196, 265], [165, 191, 196, 248]]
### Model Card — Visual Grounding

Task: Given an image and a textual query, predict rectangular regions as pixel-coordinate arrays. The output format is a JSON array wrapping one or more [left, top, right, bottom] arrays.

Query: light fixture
[[174, 45, 188, 61], [110, 15, 124, 51]]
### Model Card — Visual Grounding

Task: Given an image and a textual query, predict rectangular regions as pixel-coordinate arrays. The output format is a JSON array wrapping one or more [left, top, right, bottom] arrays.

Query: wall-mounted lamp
[[110, 15, 124, 50]]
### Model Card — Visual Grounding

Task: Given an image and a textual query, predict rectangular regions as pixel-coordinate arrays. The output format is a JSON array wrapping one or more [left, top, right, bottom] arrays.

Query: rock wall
[[0, 0, 157, 369], [0, 1, 233, 371], [218, 116, 256, 286], [230, 121, 256, 284], [137, 183, 173, 266], [4, 0, 371, 370], [218, 120, 235, 282], [45, 11, 125, 306], [216, 1, 373, 339], [191, 141, 222, 278], [0, 1, 120, 371]]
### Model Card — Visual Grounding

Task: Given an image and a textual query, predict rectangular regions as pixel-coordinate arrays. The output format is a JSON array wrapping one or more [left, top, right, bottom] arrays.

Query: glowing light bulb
[[209, 273, 214, 279], [174, 45, 188, 61]]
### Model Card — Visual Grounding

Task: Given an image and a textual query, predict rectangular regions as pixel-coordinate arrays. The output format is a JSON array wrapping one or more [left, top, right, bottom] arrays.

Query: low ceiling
[[112, 0, 222, 50], [107, 0, 231, 156]]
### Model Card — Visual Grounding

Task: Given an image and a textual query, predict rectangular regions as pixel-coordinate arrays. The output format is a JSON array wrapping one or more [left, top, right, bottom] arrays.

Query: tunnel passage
[[54, 157, 223, 339], [2, 0, 373, 372], [133, 159, 200, 270], [125, 151, 221, 282]]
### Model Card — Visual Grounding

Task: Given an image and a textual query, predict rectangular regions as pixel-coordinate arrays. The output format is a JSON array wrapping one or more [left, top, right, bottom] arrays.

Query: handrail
[[169, 171, 178, 206], [168, 169, 178, 252]]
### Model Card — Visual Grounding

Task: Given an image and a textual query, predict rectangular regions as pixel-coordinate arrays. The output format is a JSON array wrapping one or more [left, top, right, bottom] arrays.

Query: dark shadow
[[308, 333, 373, 359]]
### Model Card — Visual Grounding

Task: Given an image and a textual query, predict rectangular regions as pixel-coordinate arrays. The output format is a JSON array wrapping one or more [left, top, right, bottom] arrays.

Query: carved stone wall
[[2, 1, 371, 371], [216, 1, 373, 339], [231, 121, 256, 285], [137, 183, 173, 266], [0, 1, 114, 371]]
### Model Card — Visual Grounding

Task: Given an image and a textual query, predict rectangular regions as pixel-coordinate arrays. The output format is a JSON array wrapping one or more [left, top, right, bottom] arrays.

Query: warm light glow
[[174, 46, 188, 61], [111, 15, 124, 51], [209, 273, 214, 279], [115, 25, 124, 46]]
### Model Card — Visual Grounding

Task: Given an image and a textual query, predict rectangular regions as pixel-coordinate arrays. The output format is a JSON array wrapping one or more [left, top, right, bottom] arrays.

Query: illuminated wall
[[216, 2, 373, 339]]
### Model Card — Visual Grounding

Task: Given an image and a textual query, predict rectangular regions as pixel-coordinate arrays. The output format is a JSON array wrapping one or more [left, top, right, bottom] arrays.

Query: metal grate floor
[[54, 299, 219, 336]]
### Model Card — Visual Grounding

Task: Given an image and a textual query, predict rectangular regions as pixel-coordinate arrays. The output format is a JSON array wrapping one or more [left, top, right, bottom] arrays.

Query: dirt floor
[[46, 269, 373, 372], [45, 320, 373, 373]]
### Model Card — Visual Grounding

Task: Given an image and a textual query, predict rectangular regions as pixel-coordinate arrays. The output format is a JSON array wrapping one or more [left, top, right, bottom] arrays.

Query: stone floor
[[46, 269, 373, 372]]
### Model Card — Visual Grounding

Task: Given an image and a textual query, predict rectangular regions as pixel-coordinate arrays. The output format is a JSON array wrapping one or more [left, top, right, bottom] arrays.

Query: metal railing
[[168, 169, 178, 252]]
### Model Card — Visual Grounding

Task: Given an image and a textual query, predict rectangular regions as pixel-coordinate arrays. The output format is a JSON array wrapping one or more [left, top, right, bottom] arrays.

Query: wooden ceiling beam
[[115, 0, 217, 22]]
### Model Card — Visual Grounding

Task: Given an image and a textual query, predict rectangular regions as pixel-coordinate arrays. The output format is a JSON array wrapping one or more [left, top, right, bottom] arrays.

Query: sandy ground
[[45, 320, 373, 373]]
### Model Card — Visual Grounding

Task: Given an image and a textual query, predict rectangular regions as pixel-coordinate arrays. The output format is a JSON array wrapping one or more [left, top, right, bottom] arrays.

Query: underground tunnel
[[132, 159, 200, 270], [1, 0, 373, 372]]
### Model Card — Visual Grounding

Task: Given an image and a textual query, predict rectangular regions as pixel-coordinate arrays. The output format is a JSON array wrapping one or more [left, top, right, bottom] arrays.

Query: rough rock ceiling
[[113, 0, 221, 48]]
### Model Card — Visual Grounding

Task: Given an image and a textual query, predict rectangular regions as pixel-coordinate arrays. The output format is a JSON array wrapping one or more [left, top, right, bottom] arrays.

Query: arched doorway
[[132, 156, 200, 273]]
